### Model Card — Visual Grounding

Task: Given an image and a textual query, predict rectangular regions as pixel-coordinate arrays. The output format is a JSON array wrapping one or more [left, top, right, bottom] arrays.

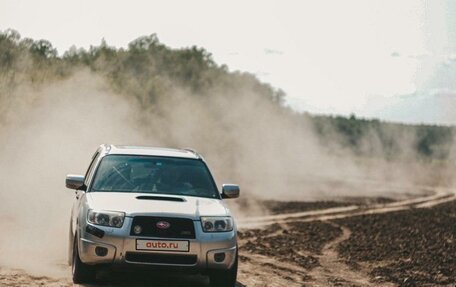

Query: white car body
[[66, 145, 240, 286]]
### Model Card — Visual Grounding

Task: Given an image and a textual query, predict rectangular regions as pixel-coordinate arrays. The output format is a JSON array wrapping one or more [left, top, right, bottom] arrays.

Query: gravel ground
[[239, 221, 342, 269], [335, 201, 456, 286], [1, 197, 453, 287]]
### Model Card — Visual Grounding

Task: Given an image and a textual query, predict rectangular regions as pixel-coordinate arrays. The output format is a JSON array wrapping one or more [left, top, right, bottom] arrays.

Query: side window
[[84, 152, 100, 186]]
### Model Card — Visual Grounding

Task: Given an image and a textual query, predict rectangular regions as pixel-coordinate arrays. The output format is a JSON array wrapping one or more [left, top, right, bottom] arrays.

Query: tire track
[[1, 188, 454, 287], [237, 187, 456, 287], [237, 188, 456, 229]]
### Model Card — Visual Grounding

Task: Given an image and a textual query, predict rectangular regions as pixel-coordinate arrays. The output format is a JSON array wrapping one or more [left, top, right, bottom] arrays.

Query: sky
[[1, 0, 455, 125]]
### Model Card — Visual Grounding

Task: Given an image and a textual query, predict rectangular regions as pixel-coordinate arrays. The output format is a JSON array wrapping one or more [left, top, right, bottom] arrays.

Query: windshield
[[90, 155, 219, 199]]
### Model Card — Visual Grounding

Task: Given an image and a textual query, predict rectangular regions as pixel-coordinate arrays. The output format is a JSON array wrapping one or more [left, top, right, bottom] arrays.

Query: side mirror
[[221, 184, 240, 199], [66, 174, 86, 190]]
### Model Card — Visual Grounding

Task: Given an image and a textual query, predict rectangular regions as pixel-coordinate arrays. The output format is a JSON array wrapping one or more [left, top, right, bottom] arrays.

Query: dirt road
[[237, 187, 455, 229], [237, 187, 455, 287], [0, 187, 454, 287]]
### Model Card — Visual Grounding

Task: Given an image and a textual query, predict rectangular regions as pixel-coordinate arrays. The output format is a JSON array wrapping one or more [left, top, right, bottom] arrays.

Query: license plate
[[136, 239, 189, 252]]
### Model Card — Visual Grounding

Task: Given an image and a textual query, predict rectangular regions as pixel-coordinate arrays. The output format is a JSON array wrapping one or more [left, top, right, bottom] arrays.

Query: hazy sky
[[1, 0, 455, 124]]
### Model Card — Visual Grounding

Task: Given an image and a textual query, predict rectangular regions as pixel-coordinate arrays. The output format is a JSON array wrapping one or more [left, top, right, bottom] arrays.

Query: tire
[[72, 237, 96, 284], [209, 251, 238, 287]]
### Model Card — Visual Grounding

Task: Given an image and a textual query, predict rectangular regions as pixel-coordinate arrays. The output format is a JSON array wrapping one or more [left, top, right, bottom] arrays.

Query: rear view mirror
[[66, 174, 86, 190], [221, 184, 240, 199]]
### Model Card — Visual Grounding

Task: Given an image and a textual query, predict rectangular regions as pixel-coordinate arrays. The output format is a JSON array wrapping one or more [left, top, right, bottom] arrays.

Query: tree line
[[0, 29, 453, 161]]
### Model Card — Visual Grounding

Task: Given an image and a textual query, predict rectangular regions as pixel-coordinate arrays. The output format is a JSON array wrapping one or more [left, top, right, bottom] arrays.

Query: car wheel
[[72, 236, 96, 284], [209, 251, 238, 287]]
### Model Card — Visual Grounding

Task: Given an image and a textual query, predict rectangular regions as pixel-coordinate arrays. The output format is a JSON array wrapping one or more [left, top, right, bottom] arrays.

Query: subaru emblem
[[156, 221, 171, 229]]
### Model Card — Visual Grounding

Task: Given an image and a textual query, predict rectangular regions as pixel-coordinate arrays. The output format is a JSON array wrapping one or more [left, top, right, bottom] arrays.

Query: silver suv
[[66, 145, 240, 286]]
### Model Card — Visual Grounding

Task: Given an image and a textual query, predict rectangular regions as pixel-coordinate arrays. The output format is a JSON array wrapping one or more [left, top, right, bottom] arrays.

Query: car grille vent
[[125, 252, 197, 265], [130, 216, 196, 239]]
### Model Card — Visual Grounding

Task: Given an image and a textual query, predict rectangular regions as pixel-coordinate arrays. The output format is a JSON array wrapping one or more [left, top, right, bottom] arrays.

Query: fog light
[[214, 252, 225, 263], [95, 246, 108, 257], [133, 225, 142, 235]]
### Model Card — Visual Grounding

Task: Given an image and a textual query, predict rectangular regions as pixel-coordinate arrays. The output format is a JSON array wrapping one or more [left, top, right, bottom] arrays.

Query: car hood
[[86, 192, 230, 219]]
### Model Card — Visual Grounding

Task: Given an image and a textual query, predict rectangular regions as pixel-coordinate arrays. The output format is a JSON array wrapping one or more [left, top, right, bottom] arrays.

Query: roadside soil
[[261, 197, 396, 215], [238, 189, 455, 287], [0, 188, 454, 287], [335, 201, 455, 287]]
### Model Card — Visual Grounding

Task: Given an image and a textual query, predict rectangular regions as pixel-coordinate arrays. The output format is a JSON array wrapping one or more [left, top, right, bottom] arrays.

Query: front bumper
[[78, 217, 237, 271]]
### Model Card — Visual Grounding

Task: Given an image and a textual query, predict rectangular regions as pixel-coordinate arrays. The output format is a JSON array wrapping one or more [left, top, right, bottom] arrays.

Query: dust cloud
[[0, 71, 147, 275], [0, 69, 451, 275]]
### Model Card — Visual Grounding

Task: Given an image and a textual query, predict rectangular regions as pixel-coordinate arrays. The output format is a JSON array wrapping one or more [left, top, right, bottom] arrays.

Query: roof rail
[[182, 148, 202, 159], [101, 143, 112, 152]]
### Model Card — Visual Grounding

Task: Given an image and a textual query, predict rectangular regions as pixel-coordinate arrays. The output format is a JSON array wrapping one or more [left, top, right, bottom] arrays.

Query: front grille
[[125, 252, 197, 265], [130, 216, 196, 239]]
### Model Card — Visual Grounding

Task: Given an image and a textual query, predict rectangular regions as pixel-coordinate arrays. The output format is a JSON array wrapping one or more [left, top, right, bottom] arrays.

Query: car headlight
[[87, 210, 125, 228], [201, 217, 234, 232]]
